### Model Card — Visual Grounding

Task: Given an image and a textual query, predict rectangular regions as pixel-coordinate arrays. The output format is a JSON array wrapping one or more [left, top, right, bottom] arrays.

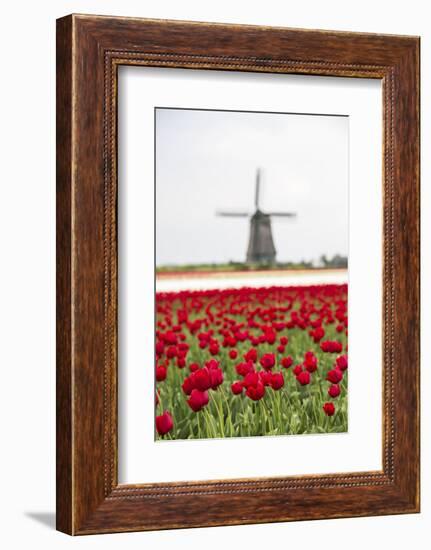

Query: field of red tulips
[[155, 283, 348, 440]]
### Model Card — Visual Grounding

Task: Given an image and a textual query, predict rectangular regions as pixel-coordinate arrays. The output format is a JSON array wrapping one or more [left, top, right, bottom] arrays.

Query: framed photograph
[[56, 14, 420, 534]]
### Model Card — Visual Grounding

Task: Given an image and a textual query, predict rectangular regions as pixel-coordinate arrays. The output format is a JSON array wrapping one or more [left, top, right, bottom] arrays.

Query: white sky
[[155, 108, 348, 266]]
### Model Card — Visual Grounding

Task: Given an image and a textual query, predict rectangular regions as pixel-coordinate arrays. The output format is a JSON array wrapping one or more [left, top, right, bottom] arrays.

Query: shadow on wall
[[25, 512, 55, 530]]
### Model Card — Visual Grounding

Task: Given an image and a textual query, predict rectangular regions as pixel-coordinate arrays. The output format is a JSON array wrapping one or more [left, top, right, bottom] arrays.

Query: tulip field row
[[155, 284, 348, 440]]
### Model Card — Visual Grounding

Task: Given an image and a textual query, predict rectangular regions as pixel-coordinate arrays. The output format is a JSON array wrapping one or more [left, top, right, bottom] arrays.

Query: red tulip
[[259, 370, 273, 386], [156, 411, 173, 435], [260, 353, 276, 370], [163, 331, 177, 345], [296, 371, 311, 386], [155, 341, 165, 356], [323, 402, 336, 416], [187, 389, 209, 412], [336, 355, 348, 371], [231, 381, 243, 395], [244, 348, 258, 363], [270, 372, 284, 390], [156, 365, 167, 382], [166, 345, 178, 358], [311, 326, 325, 343], [236, 361, 254, 377], [326, 368, 343, 384], [209, 342, 219, 355], [245, 381, 265, 401], [320, 340, 343, 353], [192, 367, 211, 392], [182, 375, 194, 395], [281, 356, 293, 369], [209, 367, 224, 390], [304, 351, 318, 373], [229, 349, 238, 359], [328, 384, 341, 398], [243, 371, 259, 388], [293, 364, 303, 376], [266, 332, 276, 345], [178, 342, 189, 353], [280, 336, 288, 346], [205, 358, 220, 370], [189, 362, 200, 372], [177, 309, 188, 324]]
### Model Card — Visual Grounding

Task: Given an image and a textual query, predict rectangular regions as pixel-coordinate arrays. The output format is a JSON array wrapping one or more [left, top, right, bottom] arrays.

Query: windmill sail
[[267, 212, 297, 217], [255, 169, 261, 209], [216, 211, 249, 217]]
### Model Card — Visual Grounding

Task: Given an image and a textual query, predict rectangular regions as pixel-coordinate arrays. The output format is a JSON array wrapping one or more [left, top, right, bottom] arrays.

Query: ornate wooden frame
[[56, 14, 420, 535]]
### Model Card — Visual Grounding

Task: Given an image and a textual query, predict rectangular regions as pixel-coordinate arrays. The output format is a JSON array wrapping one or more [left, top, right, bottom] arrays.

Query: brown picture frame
[[56, 14, 420, 535]]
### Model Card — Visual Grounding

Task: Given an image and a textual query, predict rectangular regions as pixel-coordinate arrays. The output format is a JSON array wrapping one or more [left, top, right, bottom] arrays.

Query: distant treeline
[[319, 254, 348, 268], [156, 254, 347, 273]]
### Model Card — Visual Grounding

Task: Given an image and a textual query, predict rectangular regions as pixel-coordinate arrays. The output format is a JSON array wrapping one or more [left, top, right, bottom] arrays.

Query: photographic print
[[56, 16, 420, 532], [155, 107, 348, 441]]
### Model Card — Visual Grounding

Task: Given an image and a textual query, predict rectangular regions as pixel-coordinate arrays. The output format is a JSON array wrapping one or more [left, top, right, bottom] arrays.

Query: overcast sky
[[155, 108, 348, 266]]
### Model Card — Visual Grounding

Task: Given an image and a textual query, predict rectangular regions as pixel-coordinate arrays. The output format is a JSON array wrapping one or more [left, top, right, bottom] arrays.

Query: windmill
[[216, 169, 297, 265]]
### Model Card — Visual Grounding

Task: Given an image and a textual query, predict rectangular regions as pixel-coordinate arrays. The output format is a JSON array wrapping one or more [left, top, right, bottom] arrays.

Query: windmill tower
[[217, 169, 297, 265]]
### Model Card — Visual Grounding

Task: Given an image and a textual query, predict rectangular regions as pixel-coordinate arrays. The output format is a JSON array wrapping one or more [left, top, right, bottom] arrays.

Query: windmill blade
[[255, 168, 261, 209], [216, 211, 249, 217], [267, 212, 297, 218]]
